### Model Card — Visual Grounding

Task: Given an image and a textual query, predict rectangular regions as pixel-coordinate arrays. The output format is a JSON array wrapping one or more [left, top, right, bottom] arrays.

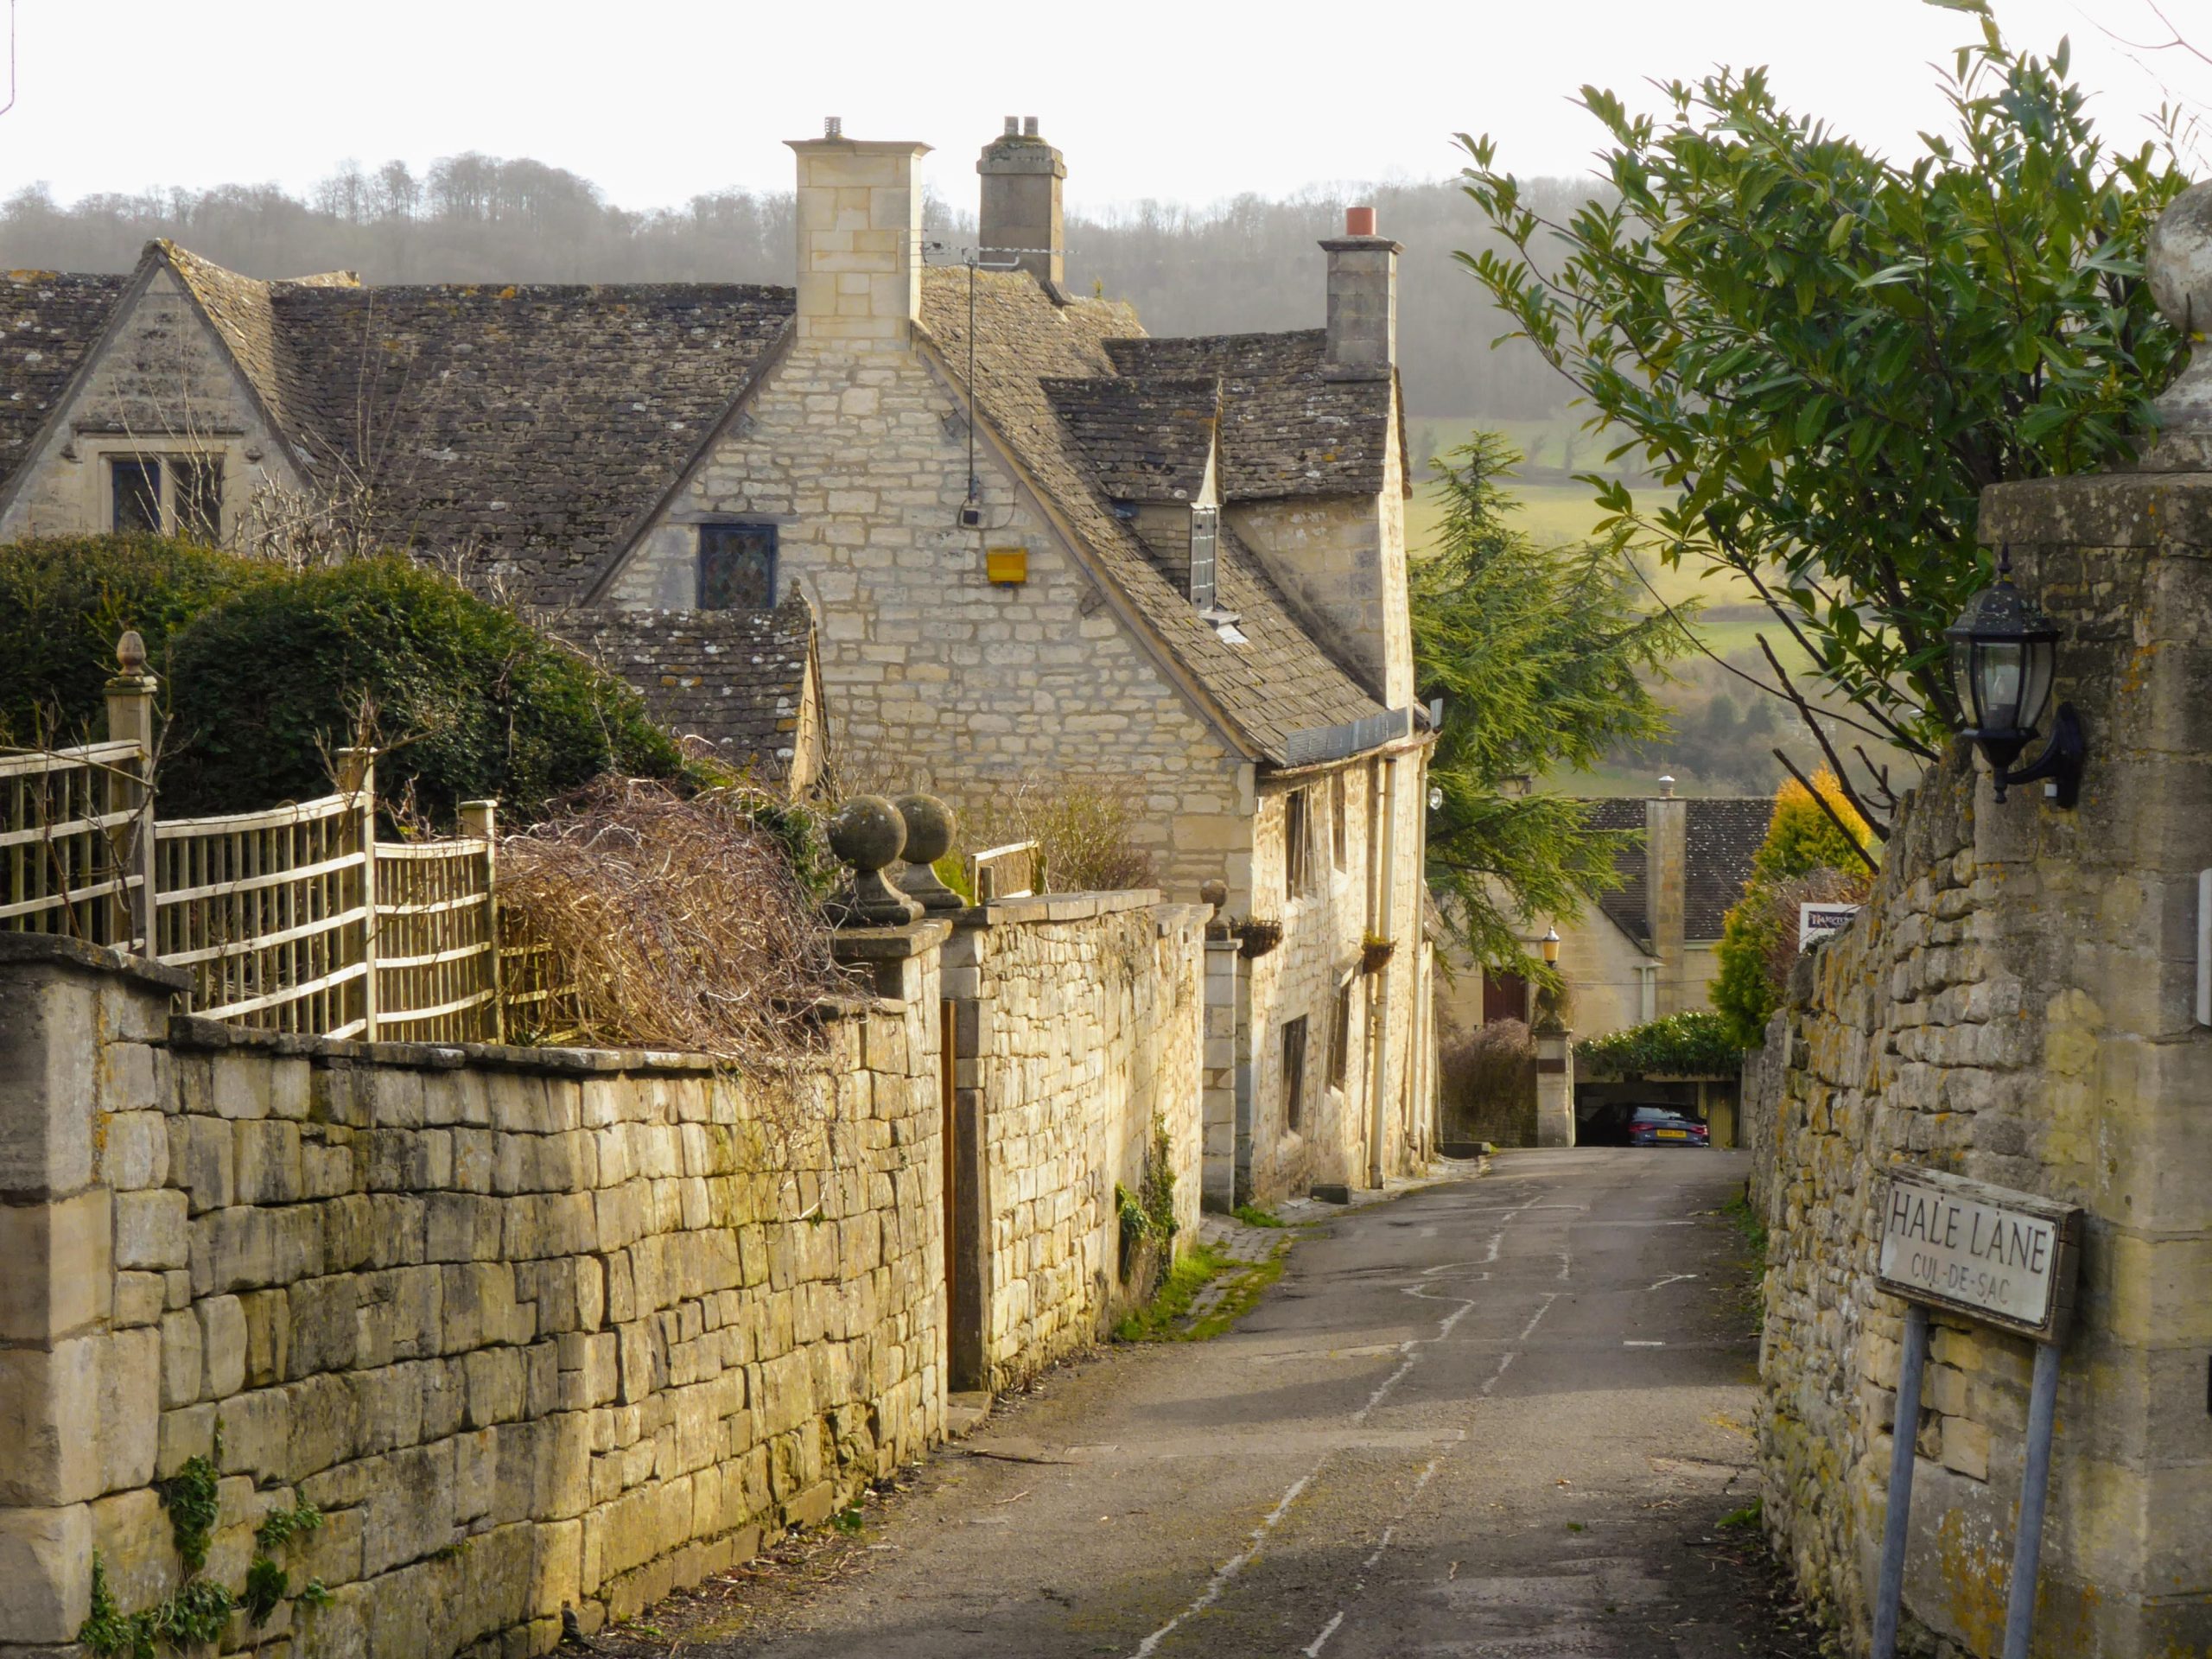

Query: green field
[[1403, 435, 1878, 799]]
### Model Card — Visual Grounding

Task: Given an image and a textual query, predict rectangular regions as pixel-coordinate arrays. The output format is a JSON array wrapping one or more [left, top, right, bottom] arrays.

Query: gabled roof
[[918, 267, 1387, 766], [1, 270, 130, 480], [566, 590, 817, 781], [1040, 374, 1217, 503], [3, 244, 797, 611], [1103, 330, 1397, 501], [1683, 798, 1772, 938], [1580, 796, 1771, 946]]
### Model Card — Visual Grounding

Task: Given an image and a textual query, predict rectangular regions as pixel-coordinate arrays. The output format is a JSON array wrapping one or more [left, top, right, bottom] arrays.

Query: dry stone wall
[[1746, 467, 2212, 1659], [944, 895, 1205, 1390], [0, 932, 946, 1659]]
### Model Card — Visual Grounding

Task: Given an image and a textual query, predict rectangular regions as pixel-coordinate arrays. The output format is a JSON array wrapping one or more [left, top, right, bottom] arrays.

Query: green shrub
[[160, 556, 685, 821], [1712, 769, 1876, 1046], [0, 536, 691, 824], [1574, 1011, 1741, 1080], [0, 534, 270, 745]]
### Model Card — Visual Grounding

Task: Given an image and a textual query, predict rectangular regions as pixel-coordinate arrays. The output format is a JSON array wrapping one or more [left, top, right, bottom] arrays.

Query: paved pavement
[[616, 1149, 1819, 1658]]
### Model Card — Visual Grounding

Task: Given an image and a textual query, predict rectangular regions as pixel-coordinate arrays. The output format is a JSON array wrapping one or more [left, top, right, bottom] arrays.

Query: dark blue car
[[1626, 1106, 1710, 1147]]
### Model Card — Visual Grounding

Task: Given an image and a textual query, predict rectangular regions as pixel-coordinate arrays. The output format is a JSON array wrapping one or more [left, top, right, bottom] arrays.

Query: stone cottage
[[0, 247, 823, 790], [1446, 785, 1768, 1040], [0, 118, 1437, 1205]]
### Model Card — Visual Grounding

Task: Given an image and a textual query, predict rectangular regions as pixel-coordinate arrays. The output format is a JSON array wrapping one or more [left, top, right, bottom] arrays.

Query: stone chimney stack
[[977, 116, 1065, 289], [786, 121, 931, 343], [1320, 207, 1400, 379], [1645, 790, 1688, 1015]]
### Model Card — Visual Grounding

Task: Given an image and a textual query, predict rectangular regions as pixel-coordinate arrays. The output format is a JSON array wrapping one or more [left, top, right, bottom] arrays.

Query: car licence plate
[[1656, 1128, 1688, 1141]]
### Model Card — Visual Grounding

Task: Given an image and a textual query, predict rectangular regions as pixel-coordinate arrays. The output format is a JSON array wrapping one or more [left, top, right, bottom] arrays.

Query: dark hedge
[[162, 556, 684, 819], [0, 535, 685, 823], [0, 534, 270, 745]]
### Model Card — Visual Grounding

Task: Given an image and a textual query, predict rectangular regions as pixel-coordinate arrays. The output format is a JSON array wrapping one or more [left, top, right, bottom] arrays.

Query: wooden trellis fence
[[3, 646, 513, 1042]]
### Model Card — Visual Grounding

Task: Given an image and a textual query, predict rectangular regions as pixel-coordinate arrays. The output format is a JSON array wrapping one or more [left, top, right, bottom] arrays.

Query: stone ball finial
[[2148, 181, 2212, 435], [116, 629, 147, 675], [1198, 879, 1229, 914], [827, 796, 906, 873], [893, 793, 956, 867], [889, 793, 964, 914]]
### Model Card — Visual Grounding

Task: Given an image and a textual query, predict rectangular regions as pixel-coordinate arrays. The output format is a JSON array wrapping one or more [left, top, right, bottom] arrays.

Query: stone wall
[[1236, 749, 1433, 1205], [0, 931, 948, 1659], [943, 895, 1205, 1390], [1747, 462, 2212, 1657]]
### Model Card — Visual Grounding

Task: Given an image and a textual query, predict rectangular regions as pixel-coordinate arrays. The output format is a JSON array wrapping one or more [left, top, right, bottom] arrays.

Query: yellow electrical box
[[985, 546, 1028, 585]]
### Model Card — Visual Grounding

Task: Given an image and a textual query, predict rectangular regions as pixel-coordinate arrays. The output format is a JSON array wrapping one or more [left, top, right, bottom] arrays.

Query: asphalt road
[[640, 1148, 1818, 1658]]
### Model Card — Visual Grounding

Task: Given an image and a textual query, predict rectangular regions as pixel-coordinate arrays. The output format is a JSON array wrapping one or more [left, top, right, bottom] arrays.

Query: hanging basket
[[1360, 936, 1396, 976], [1236, 918, 1283, 959]]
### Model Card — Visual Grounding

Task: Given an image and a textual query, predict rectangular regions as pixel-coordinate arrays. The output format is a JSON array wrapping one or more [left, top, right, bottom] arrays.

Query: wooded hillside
[[2, 158, 1597, 418]]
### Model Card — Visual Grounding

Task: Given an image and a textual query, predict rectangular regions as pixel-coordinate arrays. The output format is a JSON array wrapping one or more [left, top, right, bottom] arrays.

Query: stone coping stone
[[162, 1014, 915, 1077], [164, 1015, 727, 1075], [1980, 467, 2212, 548], [829, 918, 954, 963], [0, 931, 193, 993], [956, 888, 1165, 927]]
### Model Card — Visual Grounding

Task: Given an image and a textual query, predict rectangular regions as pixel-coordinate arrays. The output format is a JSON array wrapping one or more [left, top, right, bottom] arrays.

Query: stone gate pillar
[[1532, 1014, 1575, 1147]]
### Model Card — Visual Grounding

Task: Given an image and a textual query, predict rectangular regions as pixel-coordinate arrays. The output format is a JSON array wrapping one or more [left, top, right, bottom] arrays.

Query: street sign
[[1875, 1168, 2081, 1341], [1870, 1168, 2084, 1659], [1799, 901, 1860, 949]]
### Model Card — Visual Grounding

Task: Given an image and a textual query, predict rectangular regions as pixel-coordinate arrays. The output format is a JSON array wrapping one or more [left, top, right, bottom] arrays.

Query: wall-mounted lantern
[[1942, 547, 2084, 807]]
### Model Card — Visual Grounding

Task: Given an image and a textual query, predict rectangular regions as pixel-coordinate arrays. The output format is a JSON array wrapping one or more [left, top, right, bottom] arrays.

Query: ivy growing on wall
[[1574, 1010, 1743, 1080]]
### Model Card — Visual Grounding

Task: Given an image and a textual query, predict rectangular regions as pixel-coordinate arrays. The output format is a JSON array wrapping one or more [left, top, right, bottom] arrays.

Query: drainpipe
[[1365, 755, 1398, 1187]]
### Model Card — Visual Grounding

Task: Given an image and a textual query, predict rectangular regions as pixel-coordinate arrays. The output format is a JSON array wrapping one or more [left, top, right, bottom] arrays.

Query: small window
[[111, 458, 162, 535], [1281, 1016, 1308, 1132], [1327, 983, 1351, 1090], [1284, 788, 1309, 899], [175, 456, 223, 544], [1189, 505, 1218, 609], [698, 524, 778, 610], [1329, 772, 1347, 870]]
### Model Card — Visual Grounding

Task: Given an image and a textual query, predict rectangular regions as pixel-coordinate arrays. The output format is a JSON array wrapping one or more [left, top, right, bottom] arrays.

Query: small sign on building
[[1798, 901, 1860, 950]]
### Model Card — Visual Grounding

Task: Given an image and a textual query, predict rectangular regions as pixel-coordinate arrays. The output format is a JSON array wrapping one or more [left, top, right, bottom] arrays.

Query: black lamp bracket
[[1996, 702, 2084, 808]]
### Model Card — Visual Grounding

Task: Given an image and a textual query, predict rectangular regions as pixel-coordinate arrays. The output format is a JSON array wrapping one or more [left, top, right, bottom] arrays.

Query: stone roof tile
[[1103, 330, 1394, 500], [1040, 373, 1217, 502], [563, 591, 815, 780], [269, 280, 793, 608], [1580, 796, 1770, 947], [0, 270, 130, 480]]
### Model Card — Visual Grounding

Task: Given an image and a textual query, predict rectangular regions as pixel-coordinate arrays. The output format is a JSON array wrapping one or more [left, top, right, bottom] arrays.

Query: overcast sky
[[0, 0, 2202, 216]]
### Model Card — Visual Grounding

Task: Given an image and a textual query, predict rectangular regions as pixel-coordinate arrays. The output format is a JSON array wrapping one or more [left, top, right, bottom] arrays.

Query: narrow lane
[[677, 1150, 1814, 1658]]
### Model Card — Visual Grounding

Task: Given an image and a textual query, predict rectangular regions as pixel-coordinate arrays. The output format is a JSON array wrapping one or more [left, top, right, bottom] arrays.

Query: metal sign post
[[1868, 1169, 2082, 1659]]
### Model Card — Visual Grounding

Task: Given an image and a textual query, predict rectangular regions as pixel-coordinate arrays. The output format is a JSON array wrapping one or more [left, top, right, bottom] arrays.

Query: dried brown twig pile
[[497, 778, 855, 1062]]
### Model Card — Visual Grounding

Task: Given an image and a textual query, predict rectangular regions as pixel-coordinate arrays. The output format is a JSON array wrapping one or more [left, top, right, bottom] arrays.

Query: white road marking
[[1646, 1273, 1699, 1292], [1131, 1475, 1312, 1657], [1301, 1195, 1567, 1659], [1300, 1611, 1345, 1656], [1624, 1339, 1666, 1347]]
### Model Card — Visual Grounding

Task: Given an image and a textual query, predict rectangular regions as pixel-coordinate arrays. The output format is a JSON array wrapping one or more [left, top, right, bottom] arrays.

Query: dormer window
[[1190, 505, 1219, 609]]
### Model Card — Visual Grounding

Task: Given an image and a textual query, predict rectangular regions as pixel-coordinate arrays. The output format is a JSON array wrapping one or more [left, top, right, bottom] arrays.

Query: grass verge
[[1112, 1241, 1288, 1343]]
